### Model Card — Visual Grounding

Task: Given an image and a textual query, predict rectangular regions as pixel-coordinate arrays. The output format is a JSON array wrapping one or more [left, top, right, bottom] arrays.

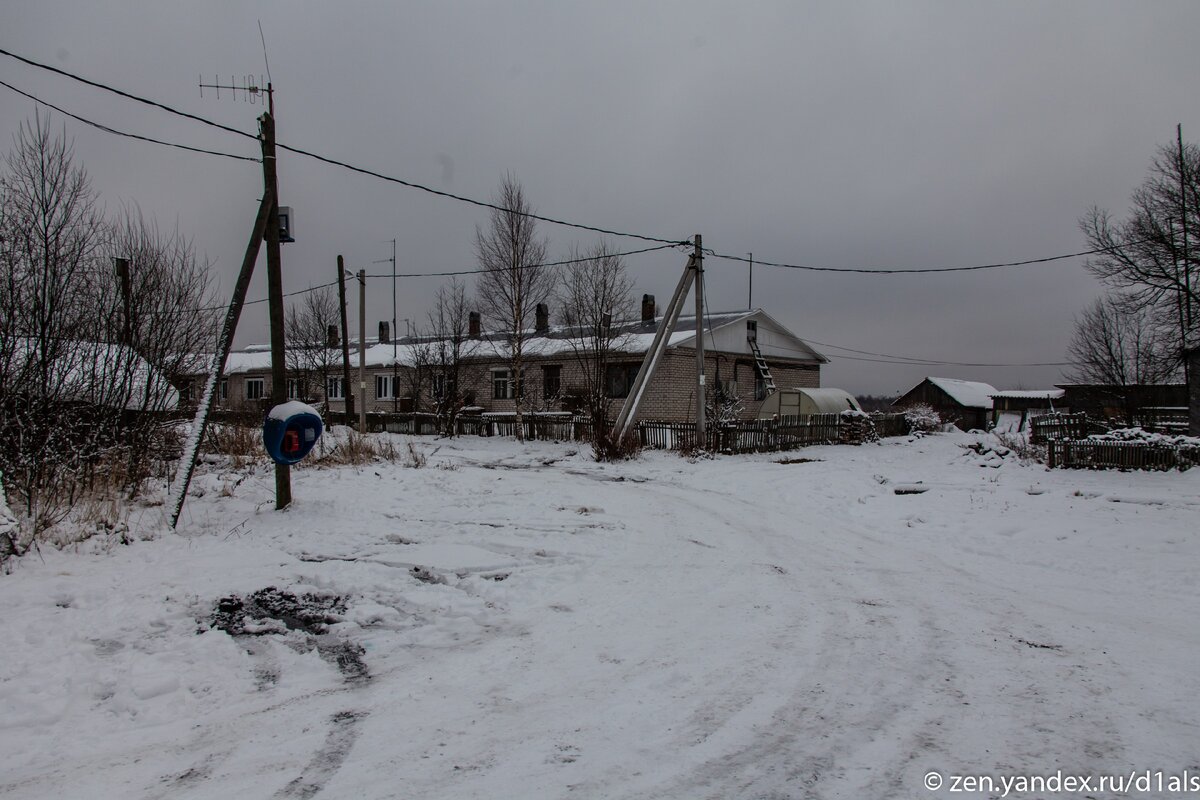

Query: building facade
[[184, 307, 827, 423]]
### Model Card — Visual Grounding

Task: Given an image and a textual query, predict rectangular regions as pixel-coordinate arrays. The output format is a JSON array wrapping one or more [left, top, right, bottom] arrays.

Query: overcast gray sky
[[4, 2, 1199, 395]]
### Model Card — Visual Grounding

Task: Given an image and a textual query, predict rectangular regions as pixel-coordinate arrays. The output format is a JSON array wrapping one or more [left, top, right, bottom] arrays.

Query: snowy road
[[2, 432, 1197, 798]]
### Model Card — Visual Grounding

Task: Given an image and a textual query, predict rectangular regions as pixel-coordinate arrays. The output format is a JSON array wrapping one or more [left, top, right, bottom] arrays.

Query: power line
[[764, 337, 1069, 368], [0, 79, 258, 163], [0, 47, 258, 142], [0, 46, 1157, 280], [362, 242, 683, 278], [0, 46, 689, 247], [703, 239, 1155, 275]]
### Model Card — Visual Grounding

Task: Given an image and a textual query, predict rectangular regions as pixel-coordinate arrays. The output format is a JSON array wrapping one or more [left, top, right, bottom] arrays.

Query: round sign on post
[[263, 401, 324, 465]]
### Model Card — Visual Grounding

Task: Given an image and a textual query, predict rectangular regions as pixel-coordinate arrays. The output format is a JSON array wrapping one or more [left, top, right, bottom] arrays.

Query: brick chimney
[[469, 311, 481, 339], [378, 321, 390, 345], [641, 294, 656, 323], [326, 324, 339, 348], [535, 303, 549, 334]]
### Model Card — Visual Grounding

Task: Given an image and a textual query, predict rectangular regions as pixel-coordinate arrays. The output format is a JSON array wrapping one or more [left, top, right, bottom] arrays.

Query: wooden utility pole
[[259, 103, 291, 510], [694, 234, 706, 447], [747, 252, 753, 311], [358, 268, 367, 432], [1179, 124, 1193, 335], [337, 255, 354, 420], [114, 258, 132, 345]]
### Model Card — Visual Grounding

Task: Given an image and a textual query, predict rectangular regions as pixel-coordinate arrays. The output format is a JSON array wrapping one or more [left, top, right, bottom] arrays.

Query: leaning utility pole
[[337, 255, 354, 420], [693, 234, 706, 447], [169, 190, 274, 529], [259, 96, 291, 510], [612, 245, 699, 442]]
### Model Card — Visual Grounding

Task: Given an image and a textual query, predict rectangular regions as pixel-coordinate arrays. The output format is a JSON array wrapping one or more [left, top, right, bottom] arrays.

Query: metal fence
[[1047, 439, 1199, 471]]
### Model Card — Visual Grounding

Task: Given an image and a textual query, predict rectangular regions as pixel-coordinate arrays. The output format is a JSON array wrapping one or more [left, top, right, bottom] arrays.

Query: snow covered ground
[[1, 431, 1198, 799]]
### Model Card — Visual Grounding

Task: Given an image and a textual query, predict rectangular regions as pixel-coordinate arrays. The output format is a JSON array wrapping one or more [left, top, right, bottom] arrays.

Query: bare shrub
[[404, 442, 427, 468], [311, 429, 398, 466], [993, 430, 1047, 464], [591, 427, 641, 462], [903, 404, 942, 432], [202, 424, 260, 457]]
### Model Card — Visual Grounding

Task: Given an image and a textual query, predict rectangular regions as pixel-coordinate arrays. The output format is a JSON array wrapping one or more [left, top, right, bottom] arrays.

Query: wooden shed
[[892, 377, 997, 431]]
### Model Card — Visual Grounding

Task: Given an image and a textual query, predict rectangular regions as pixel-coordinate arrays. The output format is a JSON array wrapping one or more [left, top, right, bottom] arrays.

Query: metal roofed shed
[[757, 388, 862, 418]]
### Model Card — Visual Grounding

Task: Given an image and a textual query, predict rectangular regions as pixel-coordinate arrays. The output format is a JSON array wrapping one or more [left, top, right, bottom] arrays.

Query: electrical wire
[[0, 46, 689, 247], [2, 46, 1156, 276], [703, 238, 1156, 275], [762, 337, 1070, 367], [0, 47, 258, 142], [362, 242, 683, 278], [0, 79, 258, 163]]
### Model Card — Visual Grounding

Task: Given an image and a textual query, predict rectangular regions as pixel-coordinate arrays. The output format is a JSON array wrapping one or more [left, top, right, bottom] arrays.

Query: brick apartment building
[[185, 298, 827, 423]]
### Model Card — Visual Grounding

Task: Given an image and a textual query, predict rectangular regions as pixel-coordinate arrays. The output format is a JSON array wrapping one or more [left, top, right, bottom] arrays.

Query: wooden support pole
[[259, 111, 291, 510], [694, 234, 706, 447], [358, 268, 367, 433], [337, 255, 354, 420], [168, 189, 273, 529]]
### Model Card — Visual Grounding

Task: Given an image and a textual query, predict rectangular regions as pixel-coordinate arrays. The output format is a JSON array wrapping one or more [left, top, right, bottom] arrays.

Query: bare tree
[[425, 277, 479, 435], [285, 286, 340, 408], [1066, 294, 1176, 425], [1081, 138, 1200, 376], [0, 115, 108, 544], [1, 116, 217, 551], [474, 174, 553, 440], [556, 241, 635, 425], [101, 207, 220, 492]]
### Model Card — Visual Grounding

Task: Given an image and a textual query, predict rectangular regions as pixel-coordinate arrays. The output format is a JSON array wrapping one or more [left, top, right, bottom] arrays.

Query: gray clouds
[[3, 1, 1198, 394]]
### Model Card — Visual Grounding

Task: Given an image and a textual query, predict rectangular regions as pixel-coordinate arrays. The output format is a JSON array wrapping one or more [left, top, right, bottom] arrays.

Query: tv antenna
[[198, 74, 272, 113]]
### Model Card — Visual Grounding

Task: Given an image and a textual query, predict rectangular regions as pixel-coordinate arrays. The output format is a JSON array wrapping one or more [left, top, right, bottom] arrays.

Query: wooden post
[[694, 234, 706, 447], [337, 255, 354, 421], [114, 258, 132, 345], [259, 111, 291, 511], [358, 268, 367, 433]]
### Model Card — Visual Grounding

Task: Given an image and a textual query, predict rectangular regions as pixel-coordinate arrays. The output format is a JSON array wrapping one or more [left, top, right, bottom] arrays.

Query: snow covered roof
[[210, 309, 824, 374], [5, 338, 179, 410], [925, 377, 998, 409], [989, 389, 1065, 400]]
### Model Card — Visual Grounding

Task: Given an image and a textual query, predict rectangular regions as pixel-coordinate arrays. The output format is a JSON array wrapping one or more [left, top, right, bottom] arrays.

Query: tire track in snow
[[273, 710, 366, 799]]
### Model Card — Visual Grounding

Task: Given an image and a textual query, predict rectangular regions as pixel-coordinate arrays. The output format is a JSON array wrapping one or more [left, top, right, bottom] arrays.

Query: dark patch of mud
[[206, 587, 369, 683], [210, 587, 345, 637]]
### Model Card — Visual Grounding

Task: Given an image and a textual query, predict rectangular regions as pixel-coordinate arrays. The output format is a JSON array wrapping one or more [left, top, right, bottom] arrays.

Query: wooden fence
[[218, 408, 908, 455], [1047, 439, 1199, 471], [1030, 412, 1090, 443], [638, 413, 908, 455]]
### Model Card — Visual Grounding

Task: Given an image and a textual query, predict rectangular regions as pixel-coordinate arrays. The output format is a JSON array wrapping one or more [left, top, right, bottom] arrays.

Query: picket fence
[[1047, 438, 1198, 471]]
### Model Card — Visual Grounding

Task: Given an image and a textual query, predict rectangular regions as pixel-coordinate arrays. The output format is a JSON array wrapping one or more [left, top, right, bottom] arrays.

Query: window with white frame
[[245, 377, 265, 401], [375, 374, 395, 400], [492, 369, 524, 400], [326, 376, 344, 400], [286, 378, 305, 400], [218, 380, 228, 403]]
